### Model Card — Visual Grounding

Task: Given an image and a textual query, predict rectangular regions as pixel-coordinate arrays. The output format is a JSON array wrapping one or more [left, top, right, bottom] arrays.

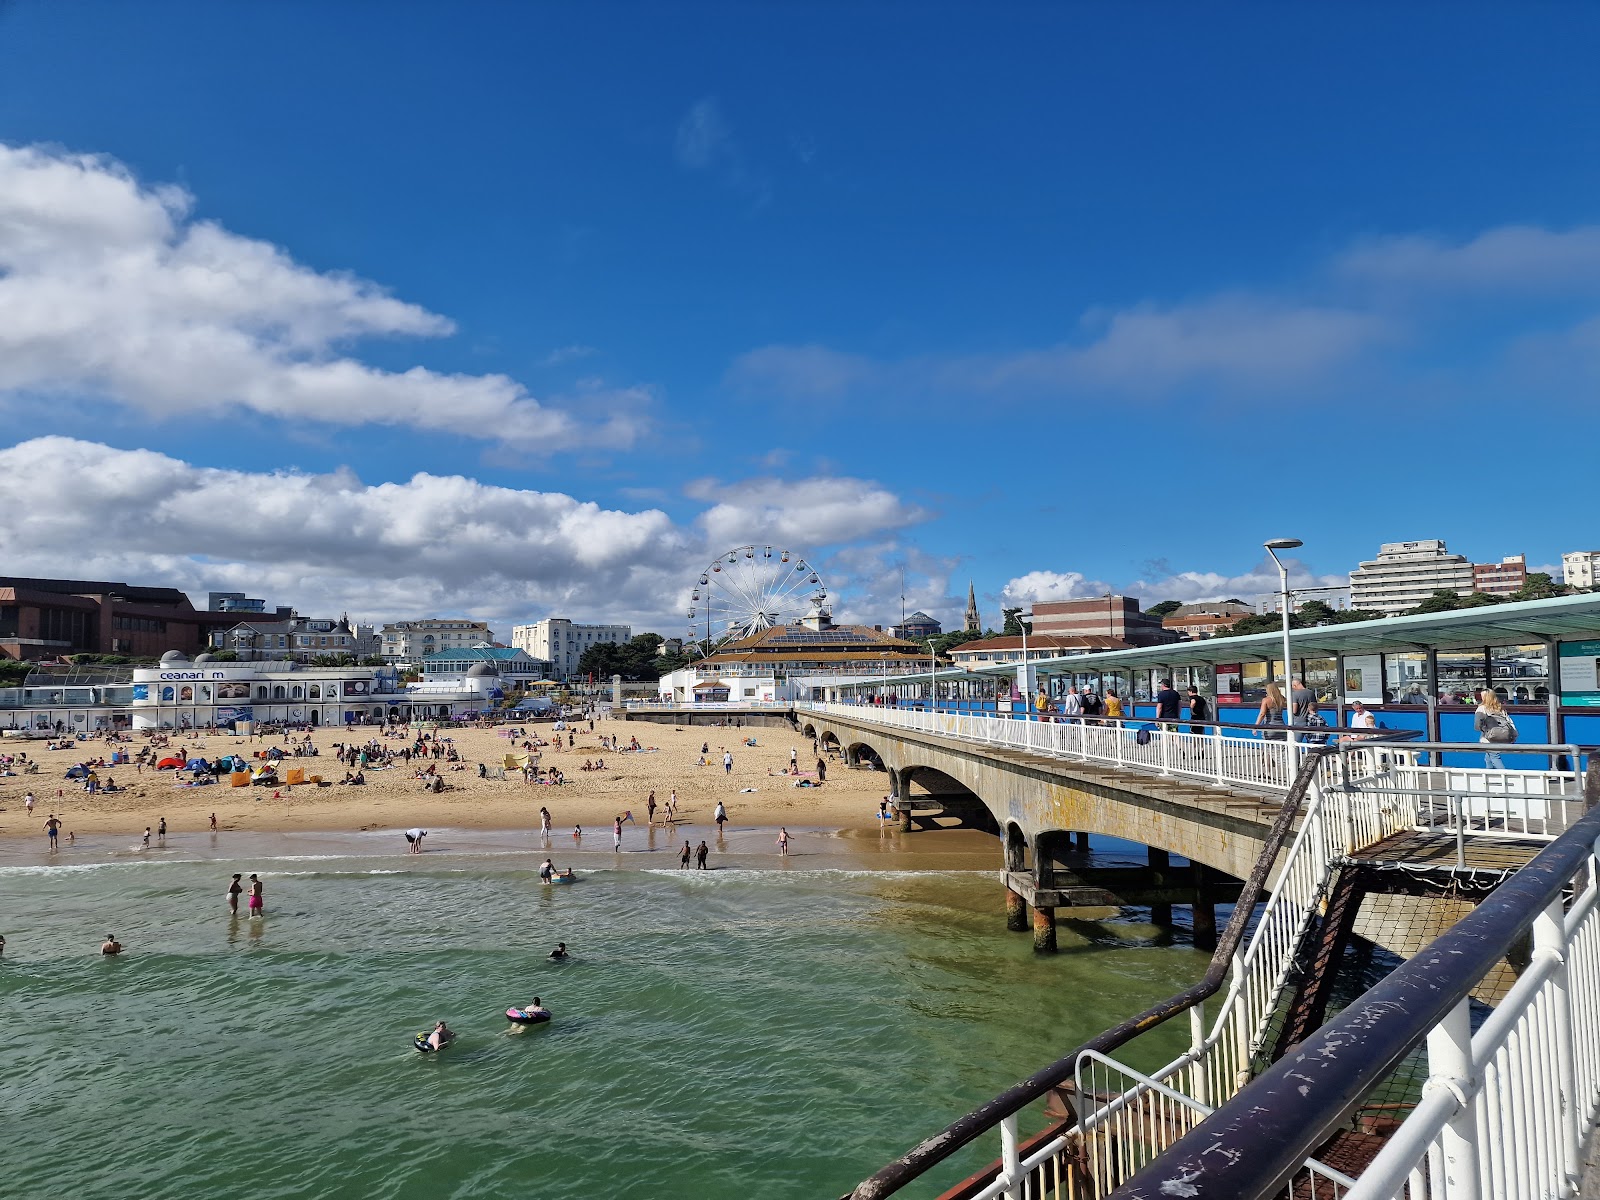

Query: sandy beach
[[0, 715, 893, 840]]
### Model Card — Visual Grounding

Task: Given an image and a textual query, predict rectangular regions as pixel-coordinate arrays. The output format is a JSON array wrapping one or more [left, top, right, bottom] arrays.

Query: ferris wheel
[[688, 546, 826, 644]]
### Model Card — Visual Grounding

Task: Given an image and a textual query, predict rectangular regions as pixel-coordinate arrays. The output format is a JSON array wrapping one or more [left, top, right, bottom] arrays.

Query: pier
[[810, 700, 1600, 1200]]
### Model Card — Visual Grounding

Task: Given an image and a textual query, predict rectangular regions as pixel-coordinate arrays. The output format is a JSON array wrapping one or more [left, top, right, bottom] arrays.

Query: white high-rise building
[[1348, 540, 1475, 616], [1563, 551, 1600, 591], [513, 618, 631, 680]]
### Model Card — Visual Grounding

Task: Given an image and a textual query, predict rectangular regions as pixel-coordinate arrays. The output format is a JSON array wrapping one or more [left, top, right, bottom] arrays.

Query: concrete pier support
[[1075, 831, 1090, 852], [1006, 886, 1028, 932], [1032, 905, 1057, 953], [1192, 864, 1218, 952], [1148, 847, 1172, 927]]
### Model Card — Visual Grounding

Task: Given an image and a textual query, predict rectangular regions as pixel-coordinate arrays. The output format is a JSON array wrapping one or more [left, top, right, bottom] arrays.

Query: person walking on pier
[[1475, 690, 1517, 768], [1186, 686, 1209, 737], [1153, 679, 1182, 730], [1061, 687, 1082, 723], [1257, 682, 1286, 739]]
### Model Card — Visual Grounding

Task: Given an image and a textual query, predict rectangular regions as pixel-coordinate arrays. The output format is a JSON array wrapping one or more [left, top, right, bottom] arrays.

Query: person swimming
[[549, 942, 568, 960], [524, 996, 549, 1017], [101, 934, 123, 956], [425, 1021, 453, 1051]]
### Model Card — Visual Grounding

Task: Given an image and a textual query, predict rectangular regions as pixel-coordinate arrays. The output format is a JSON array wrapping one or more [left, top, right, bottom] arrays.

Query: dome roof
[[466, 661, 500, 677], [194, 653, 215, 663], [159, 650, 191, 665]]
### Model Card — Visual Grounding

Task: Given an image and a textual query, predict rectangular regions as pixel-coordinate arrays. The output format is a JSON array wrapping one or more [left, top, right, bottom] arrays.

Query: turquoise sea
[[0, 826, 1207, 1199]]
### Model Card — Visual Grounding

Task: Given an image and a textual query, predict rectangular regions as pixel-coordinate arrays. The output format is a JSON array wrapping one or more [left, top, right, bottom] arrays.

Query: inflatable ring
[[414, 1031, 455, 1053], [506, 1008, 551, 1026], [543, 873, 576, 885]]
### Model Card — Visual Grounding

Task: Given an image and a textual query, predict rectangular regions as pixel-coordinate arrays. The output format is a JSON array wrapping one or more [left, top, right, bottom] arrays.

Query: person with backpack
[[1186, 686, 1210, 736], [1475, 690, 1517, 768]]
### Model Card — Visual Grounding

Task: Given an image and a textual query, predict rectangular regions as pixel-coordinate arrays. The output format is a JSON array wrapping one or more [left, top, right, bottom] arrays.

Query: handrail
[[841, 732, 1418, 1200], [1101, 802, 1600, 1200]]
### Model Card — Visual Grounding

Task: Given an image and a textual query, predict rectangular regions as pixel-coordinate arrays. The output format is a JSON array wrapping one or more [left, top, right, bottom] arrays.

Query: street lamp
[[927, 638, 938, 712], [1017, 607, 1034, 717], [1264, 538, 1304, 718]]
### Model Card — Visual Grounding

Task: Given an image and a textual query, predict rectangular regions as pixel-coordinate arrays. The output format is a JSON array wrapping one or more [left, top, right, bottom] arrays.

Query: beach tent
[[157, 756, 185, 770], [185, 758, 209, 772], [503, 752, 532, 770]]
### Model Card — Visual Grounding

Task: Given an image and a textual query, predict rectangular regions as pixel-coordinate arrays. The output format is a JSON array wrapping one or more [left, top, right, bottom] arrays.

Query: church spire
[[964, 581, 981, 633]]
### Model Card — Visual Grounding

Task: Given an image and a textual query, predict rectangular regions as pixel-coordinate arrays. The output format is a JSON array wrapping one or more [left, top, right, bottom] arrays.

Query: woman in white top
[[1473, 690, 1515, 769]]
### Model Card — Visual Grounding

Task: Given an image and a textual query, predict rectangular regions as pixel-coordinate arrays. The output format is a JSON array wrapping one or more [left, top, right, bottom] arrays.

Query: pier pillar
[[1148, 847, 1172, 927], [899, 805, 913, 833], [1032, 905, 1057, 953], [1006, 886, 1028, 932], [1192, 864, 1218, 952], [1075, 831, 1090, 852]]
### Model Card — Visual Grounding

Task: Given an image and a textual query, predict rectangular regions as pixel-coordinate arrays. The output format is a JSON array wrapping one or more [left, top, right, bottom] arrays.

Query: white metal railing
[[1342, 849, 1600, 1200], [829, 701, 1597, 1200], [803, 703, 1585, 844]]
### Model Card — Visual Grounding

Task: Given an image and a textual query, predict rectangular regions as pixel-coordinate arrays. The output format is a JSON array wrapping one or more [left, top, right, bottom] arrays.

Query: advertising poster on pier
[[1342, 654, 1384, 703], [1558, 641, 1600, 707], [1214, 665, 1243, 704]]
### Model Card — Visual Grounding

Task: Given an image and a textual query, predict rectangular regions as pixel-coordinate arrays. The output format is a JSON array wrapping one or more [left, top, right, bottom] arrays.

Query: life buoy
[[414, 1030, 455, 1053]]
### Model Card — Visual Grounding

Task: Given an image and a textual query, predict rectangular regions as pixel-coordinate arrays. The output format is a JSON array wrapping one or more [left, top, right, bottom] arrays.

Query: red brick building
[[1029, 596, 1180, 647], [0, 577, 236, 661]]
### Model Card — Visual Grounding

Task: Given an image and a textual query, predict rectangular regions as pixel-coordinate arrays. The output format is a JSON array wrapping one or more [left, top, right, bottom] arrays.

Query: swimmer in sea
[[426, 1021, 452, 1051], [539, 858, 554, 882], [525, 996, 550, 1017], [679, 841, 691, 869], [247, 873, 264, 917], [101, 934, 123, 956], [227, 873, 243, 914], [548, 942, 568, 960]]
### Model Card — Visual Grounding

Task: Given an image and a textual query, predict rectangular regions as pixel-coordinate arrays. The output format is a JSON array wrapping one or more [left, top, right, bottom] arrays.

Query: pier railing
[[837, 731, 1434, 1200], [801, 702, 1587, 842], [1102, 803, 1600, 1200], [815, 701, 1600, 1199]]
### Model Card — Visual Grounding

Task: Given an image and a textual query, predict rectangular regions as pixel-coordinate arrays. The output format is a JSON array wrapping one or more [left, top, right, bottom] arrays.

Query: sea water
[[0, 828, 1207, 1199]]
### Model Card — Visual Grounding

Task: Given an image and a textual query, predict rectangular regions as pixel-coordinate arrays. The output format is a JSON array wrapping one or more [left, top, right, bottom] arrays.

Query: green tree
[[930, 629, 983, 656], [576, 633, 671, 681], [998, 607, 1030, 637], [1509, 572, 1563, 602], [358, 655, 387, 666], [1144, 600, 1183, 619]]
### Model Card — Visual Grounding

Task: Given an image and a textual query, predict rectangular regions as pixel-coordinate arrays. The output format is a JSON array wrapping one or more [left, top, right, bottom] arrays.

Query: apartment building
[[1348, 540, 1475, 616], [380, 618, 494, 665], [512, 618, 631, 679]]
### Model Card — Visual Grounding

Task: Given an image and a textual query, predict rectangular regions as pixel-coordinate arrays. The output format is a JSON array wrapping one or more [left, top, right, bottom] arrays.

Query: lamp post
[[1017, 607, 1034, 717], [927, 638, 937, 712], [1264, 539, 1304, 713]]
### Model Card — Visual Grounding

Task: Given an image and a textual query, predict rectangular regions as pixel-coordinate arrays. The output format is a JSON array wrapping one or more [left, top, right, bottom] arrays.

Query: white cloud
[[728, 221, 1600, 405], [540, 344, 598, 366], [672, 97, 770, 206], [689, 476, 928, 549], [675, 98, 731, 169], [0, 438, 924, 634], [0, 143, 637, 449], [1000, 571, 1107, 603], [730, 297, 1387, 401], [1002, 558, 1347, 609], [1336, 225, 1600, 292]]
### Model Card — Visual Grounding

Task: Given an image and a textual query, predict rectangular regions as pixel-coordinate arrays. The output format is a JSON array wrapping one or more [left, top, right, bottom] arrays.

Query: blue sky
[[2, 3, 1599, 638]]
